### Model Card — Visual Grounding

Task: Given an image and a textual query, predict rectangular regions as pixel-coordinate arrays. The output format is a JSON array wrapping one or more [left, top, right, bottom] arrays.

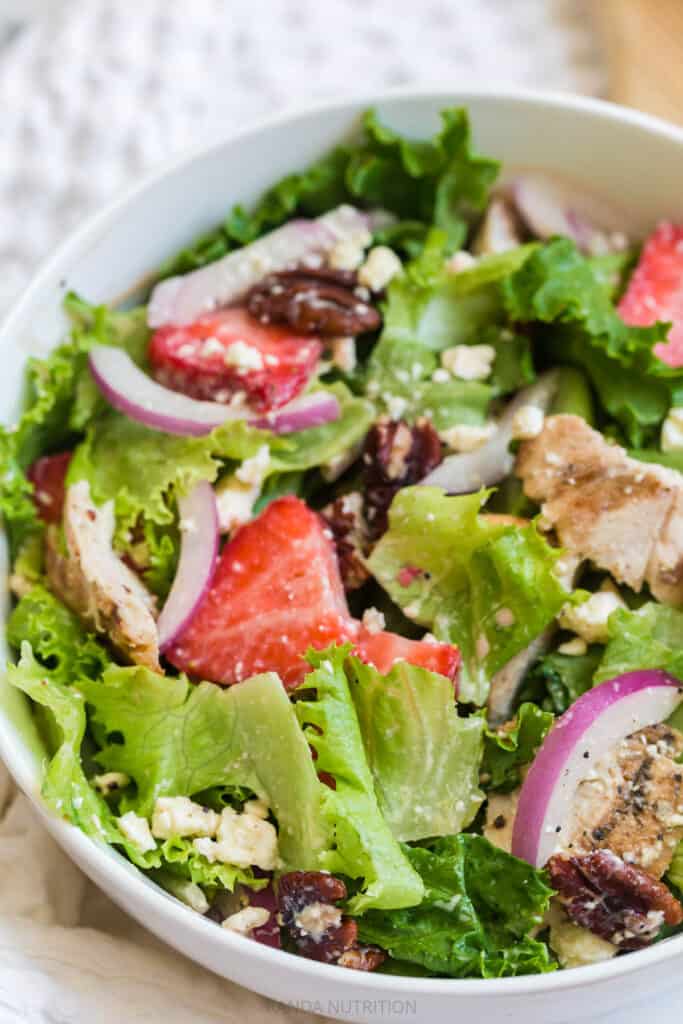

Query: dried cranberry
[[548, 849, 683, 950], [362, 418, 442, 539]]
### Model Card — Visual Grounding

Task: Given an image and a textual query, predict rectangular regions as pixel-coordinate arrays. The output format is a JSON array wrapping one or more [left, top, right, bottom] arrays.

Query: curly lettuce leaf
[[347, 656, 484, 841], [357, 834, 555, 978], [667, 842, 683, 893], [482, 703, 554, 793], [78, 665, 328, 872], [161, 107, 499, 278], [365, 237, 535, 427], [367, 488, 568, 704], [296, 647, 424, 912], [0, 295, 151, 557], [594, 604, 683, 687], [7, 585, 109, 685], [5, 645, 263, 890], [502, 238, 681, 445]]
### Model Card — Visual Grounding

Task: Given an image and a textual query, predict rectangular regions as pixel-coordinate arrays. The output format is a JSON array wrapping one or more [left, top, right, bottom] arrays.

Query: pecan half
[[548, 849, 683, 950], [362, 417, 443, 539], [321, 492, 370, 591], [246, 269, 381, 337]]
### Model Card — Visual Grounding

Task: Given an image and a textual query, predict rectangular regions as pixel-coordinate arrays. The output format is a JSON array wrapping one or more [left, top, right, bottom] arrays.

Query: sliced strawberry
[[165, 496, 357, 688], [354, 629, 460, 683], [618, 221, 683, 366], [27, 451, 72, 524], [149, 308, 322, 411]]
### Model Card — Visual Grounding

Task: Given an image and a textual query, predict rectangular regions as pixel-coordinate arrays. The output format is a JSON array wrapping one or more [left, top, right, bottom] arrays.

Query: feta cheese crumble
[[117, 812, 156, 854], [558, 584, 625, 645], [151, 796, 219, 840], [358, 246, 402, 292], [441, 344, 495, 381], [223, 340, 264, 372], [440, 422, 496, 453], [222, 906, 271, 935], [510, 404, 545, 441], [192, 806, 278, 870], [330, 336, 357, 373], [362, 606, 386, 635], [661, 407, 683, 452]]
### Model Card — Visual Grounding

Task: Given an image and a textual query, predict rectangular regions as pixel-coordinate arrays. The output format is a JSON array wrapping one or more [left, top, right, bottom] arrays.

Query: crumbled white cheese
[[431, 367, 451, 384], [362, 606, 386, 635], [548, 903, 616, 970], [213, 806, 278, 870], [440, 422, 496, 453], [151, 796, 219, 840], [558, 585, 626, 645], [385, 394, 408, 421], [222, 906, 271, 935], [445, 250, 477, 273], [330, 336, 357, 373], [328, 237, 366, 271], [118, 812, 156, 854], [242, 797, 270, 820], [192, 836, 218, 863], [214, 476, 259, 534], [557, 636, 588, 656], [223, 340, 264, 371], [200, 336, 225, 358], [441, 344, 496, 381], [93, 772, 130, 795], [235, 445, 270, 486], [661, 407, 683, 452], [294, 901, 342, 939], [358, 246, 402, 292], [510, 404, 545, 441]]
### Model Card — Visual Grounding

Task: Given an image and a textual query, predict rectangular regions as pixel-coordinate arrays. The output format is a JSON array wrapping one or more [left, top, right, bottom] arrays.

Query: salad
[[2, 106, 683, 979]]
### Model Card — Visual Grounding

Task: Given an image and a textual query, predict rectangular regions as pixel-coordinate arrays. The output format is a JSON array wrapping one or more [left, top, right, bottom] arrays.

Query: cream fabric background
[[0, 3, 675, 1021]]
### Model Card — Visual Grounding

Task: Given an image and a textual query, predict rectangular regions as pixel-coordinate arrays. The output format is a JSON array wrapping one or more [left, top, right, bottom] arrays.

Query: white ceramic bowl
[[2, 89, 683, 1024]]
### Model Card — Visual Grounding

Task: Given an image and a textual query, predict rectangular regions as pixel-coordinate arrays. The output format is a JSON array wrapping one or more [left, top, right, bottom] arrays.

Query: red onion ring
[[157, 481, 219, 652], [88, 345, 340, 437], [511, 670, 683, 868]]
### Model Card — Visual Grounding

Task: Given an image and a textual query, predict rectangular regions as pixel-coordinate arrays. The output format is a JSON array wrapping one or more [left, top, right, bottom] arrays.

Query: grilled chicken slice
[[566, 723, 683, 879], [516, 414, 683, 605], [46, 480, 160, 670]]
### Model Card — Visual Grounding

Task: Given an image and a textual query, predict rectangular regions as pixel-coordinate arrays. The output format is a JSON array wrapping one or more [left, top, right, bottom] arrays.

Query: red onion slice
[[157, 481, 218, 652], [251, 391, 340, 435], [88, 345, 341, 437], [511, 670, 683, 868], [510, 174, 627, 256], [148, 205, 372, 328], [420, 371, 559, 493]]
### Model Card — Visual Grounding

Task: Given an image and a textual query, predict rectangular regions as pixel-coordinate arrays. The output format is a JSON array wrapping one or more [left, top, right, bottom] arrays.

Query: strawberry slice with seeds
[[27, 451, 72, 524], [165, 496, 357, 688], [355, 629, 460, 682], [618, 221, 683, 366], [166, 495, 461, 689], [149, 308, 322, 411]]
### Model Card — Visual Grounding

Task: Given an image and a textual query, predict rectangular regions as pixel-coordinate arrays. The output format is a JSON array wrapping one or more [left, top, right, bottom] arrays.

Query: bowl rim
[[2, 84, 683, 998]]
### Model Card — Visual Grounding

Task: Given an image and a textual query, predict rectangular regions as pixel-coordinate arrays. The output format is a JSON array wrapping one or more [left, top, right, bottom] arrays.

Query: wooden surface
[[596, 0, 683, 124]]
